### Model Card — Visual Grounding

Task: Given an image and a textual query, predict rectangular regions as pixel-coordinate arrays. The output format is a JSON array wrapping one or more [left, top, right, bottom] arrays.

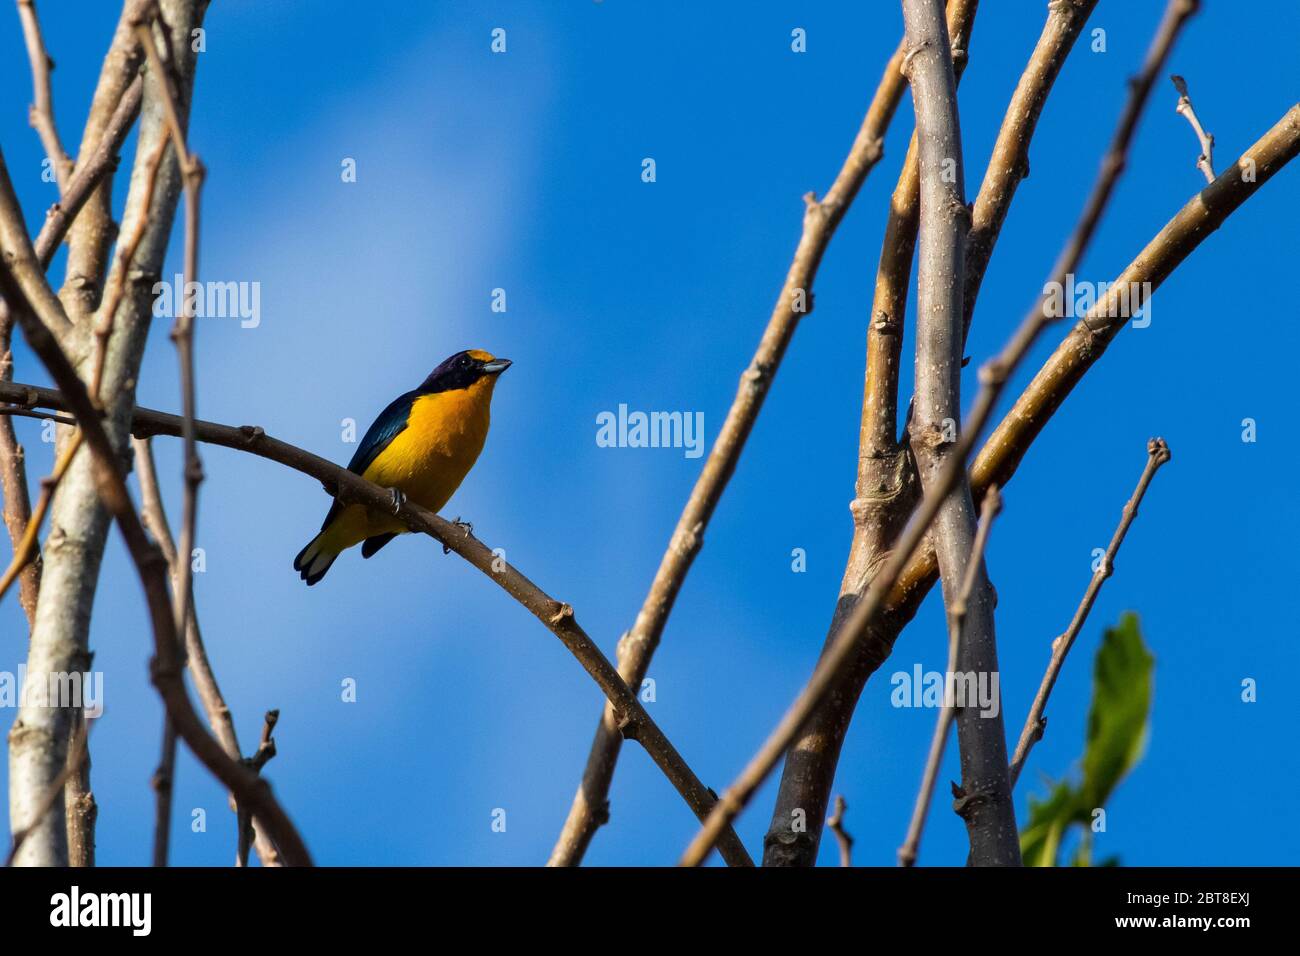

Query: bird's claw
[[443, 517, 472, 555], [387, 487, 406, 515]]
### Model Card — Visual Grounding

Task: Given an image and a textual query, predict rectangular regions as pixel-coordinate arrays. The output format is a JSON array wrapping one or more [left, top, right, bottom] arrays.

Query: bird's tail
[[293, 529, 340, 586]]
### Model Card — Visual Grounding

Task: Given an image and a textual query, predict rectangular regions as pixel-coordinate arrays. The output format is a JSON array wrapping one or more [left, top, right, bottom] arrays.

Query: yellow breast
[[361, 377, 496, 514]]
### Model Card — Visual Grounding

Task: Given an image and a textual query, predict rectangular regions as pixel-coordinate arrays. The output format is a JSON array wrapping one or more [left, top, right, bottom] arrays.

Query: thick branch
[[898, 485, 1000, 866], [901, 0, 1019, 867], [764, 0, 979, 868], [763, 0, 1204, 865], [676, 93, 1300, 875]]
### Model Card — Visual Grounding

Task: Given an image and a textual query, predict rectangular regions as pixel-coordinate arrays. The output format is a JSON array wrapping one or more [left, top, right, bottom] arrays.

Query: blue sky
[[1, 0, 1296, 866]]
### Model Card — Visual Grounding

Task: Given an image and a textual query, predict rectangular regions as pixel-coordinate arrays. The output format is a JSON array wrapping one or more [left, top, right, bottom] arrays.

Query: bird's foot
[[387, 487, 406, 515], [443, 517, 473, 554]]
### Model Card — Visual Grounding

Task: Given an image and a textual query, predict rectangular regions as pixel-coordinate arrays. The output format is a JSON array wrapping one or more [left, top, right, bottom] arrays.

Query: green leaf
[[1020, 778, 1080, 867], [1080, 612, 1154, 810], [1018, 613, 1155, 866]]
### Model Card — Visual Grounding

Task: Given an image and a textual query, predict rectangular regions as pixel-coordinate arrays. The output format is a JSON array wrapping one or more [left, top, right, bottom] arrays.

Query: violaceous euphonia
[[293, 349, 511, 585]]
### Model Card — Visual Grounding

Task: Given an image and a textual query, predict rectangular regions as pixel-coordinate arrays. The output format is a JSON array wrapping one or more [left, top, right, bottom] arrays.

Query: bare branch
[[5, 715, 92, 867], [826, 795, 853, 867], [1008, 440, 1170, 787], [237, 711, 279, 867], [0, 379, 754, 867], [0, 157, 315, 866], [764, 0, 979, 868], [34, 76, 143, 271], [15, 0, 73, 192], [0, 318, 39, 626], [0, 431, 82, 606], [149, 718, 176, 867], [899, 485, 1000, 867], [899, 0, 1019, 867], [676, 94, 1300, 874], [57, 0, 150, 326], [765, 0, 1204, 866], [549, 27, 913, 867], [963, 0, 1100, 334], [133, 5, 207, 662], [1171, 74, 1215, 182], [90, 135, 167, 399], [134, 436, 281, 866]]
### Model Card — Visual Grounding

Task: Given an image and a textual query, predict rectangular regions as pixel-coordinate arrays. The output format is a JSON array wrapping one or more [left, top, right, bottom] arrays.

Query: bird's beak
[[481, 358, 512, 374]]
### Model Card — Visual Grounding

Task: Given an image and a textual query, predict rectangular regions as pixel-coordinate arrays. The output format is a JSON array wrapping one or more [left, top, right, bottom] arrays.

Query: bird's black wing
[[318, 389, 419, 531]]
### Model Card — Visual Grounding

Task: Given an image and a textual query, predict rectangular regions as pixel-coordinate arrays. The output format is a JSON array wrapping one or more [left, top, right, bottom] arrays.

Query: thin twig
[[150, 717, 176, 866], [549, 30, 913, 866], [0, 406, 76, 426], [1008, 440, 1170, 788], [5, 714, 93, 867], [1171, 74, 1215, 182], [826, 795, 854, 867], [134, 436, 280, 865], [134, 4, 207, 674], [237, 711, 279, 867], [0, 324, 39, 626], [34, 75, 143, 271], [899, 486, 1001, 867], [16, 0, 72, 192], [0, 431, 82, 606]]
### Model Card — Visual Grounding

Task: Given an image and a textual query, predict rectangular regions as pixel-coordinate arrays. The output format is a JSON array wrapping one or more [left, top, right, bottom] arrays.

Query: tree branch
[[0, 315, 39, 627], [16, 0, 73, 192], [0, 259, 315, 867], [764, 0, 979, 867], [1008, 439, 1170, 787], [677, 81, 1300, 878], [5, 716, 92, 867], [548, 25, 914, 867], [826, 795, 853, 867], [1171, 74, 1215, 183], [0, 379, 755, 867], [57, 0, 150, 327], [135, 435, 280, 865], [763, 0, 1203, 865], [900, 0, 1020, 867], [34, 76, 143, 271], [898, 485, 1000, 866]]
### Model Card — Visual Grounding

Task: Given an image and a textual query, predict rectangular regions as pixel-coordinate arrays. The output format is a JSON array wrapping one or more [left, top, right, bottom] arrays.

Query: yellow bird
[[294, 349, 511, 585]]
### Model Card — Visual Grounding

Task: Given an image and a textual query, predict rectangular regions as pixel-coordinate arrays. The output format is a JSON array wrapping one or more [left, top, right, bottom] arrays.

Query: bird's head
[[420, 349, 512, 393]]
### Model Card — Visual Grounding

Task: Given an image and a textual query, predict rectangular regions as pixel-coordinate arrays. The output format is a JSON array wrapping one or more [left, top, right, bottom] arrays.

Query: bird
[[293, 349, 511, 585]]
